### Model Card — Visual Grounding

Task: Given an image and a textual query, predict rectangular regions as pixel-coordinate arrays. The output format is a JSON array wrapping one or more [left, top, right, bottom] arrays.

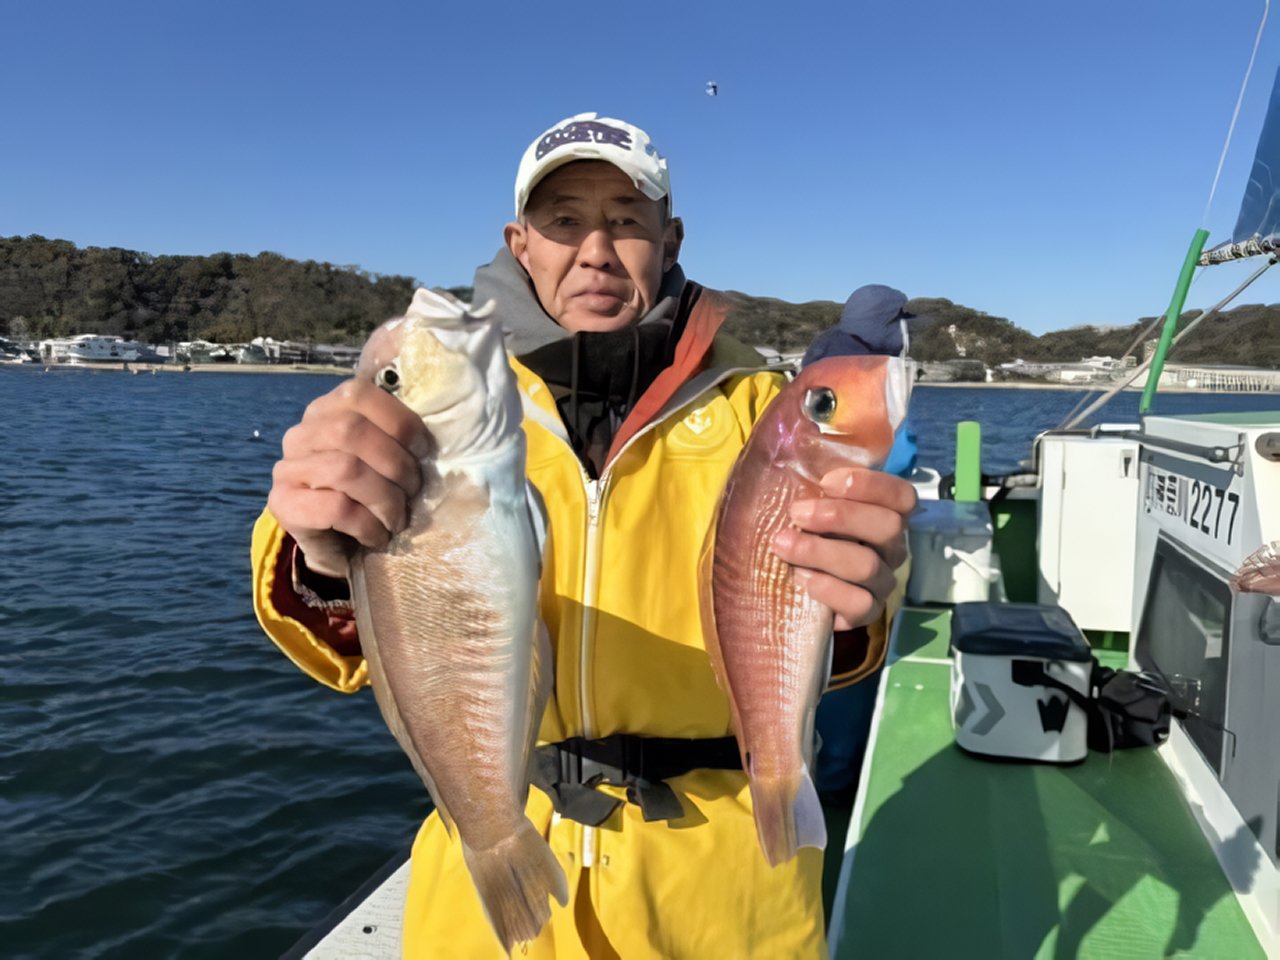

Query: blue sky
[[4, 1, 1279, 334]]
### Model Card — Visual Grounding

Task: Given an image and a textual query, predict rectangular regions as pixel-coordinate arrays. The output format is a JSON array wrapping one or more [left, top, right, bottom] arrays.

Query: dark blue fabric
[[814, 667, 883, 797], [1233, 66, 1280, 244], [801, 284, 907, 367]]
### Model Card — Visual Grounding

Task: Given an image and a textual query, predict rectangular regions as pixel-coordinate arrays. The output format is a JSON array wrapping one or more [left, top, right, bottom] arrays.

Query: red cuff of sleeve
[[270, 537, 362, 658], [827, 626, 877, 691], [831, 626, 871, 677]]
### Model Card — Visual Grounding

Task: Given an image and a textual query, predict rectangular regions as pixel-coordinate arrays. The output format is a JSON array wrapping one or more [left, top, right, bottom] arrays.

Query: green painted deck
[[829, 608, 1264, 959]]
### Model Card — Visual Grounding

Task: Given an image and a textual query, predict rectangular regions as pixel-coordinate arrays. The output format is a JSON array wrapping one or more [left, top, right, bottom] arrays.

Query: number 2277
[[1188, 479, 1239, 544]]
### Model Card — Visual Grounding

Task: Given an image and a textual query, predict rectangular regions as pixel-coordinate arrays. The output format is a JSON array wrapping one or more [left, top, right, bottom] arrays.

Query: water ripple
[[2, 368, 421, 958]]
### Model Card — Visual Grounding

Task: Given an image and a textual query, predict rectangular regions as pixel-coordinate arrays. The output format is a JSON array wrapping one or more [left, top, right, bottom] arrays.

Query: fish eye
[[375, 363, 401, 393], [802, 387, 837, 424]]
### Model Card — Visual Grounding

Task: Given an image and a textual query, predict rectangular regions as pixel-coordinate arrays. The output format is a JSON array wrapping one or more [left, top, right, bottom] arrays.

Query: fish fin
[[749, 765, 827, 867], [806, 636, 834, 768], [520, 620, 553, 800], [697, 504, 728, 691], [530, 620, 552, 742], [882, 353, 911, 434], [794, 764, 827, 851], [524, 480, 550, 571], [350, 556, 455, 837], [698, 501, 751, 766], [463, 821, 568, 953]]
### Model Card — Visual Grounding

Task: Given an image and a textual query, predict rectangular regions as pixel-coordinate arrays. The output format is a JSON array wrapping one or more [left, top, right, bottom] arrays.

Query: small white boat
[[0, 336, 36, 363], [38, 334, 163, 365]]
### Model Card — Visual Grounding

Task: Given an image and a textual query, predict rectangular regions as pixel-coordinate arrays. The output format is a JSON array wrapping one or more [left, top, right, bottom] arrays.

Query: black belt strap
[[532, 735, 742, 826]]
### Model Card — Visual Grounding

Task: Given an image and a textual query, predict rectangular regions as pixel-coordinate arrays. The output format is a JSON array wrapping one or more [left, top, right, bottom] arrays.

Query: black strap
[[532, 735, 742, 826], [1010, 657, 1185, 753], [1010, 658, 1095, 713]]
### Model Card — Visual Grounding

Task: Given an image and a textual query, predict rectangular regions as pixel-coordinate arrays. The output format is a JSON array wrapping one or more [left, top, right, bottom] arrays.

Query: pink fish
[[701, 355, 908, 866], [1232, 541, 1280, 595]]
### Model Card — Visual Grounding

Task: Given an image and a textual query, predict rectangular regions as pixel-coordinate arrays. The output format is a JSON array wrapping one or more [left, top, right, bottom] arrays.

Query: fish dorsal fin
[[348, 555, 457, 835], [521, 618, 553, 804]]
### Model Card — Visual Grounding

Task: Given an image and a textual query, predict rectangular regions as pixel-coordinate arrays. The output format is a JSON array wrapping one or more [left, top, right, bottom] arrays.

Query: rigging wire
[[1061, 0, 1271, 432], [1203, 0, 1270, 227], [1054, 313, 1166, 429], [1060, 256, 1276, 430], [1055, 268, 1208, 429]]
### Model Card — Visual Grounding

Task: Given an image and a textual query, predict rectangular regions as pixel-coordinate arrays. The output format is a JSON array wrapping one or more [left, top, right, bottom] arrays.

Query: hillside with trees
[[2, 235, 1278, 367], [0, 236, 425, 347]]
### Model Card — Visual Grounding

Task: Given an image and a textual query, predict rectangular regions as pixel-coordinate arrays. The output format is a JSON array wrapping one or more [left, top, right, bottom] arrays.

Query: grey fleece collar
[[471, 246, 688, 358]]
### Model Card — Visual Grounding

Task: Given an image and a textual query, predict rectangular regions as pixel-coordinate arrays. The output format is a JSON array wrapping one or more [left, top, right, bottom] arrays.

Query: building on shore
[[997, 355, 1137, 384], [985, 354, 1276, 392], [1132, 363, 1280, 392], [170, 336, 360, 367]]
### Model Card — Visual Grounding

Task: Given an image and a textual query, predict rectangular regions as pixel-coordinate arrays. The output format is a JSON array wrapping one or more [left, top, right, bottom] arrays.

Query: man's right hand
[[267, 378, 432, 580]]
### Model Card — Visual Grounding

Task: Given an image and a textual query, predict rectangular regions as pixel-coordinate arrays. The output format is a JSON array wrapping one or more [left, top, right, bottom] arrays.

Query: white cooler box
[[907, 499, 994, 604], [949, 602, 1093, 764]]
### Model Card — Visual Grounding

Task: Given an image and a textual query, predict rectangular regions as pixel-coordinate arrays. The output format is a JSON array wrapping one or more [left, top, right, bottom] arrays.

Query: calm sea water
[[2, 366, 1278, 959]]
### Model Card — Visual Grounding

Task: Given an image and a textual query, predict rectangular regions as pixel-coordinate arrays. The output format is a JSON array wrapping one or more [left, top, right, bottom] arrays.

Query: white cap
[[513, 112, 671, 218]]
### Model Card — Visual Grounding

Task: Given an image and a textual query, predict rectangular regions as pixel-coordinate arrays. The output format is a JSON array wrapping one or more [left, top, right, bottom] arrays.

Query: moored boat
[[38, 333, 165, 365]]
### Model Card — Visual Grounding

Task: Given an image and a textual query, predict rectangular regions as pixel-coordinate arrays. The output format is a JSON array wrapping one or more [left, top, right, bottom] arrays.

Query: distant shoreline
[[914, 380, 1278, 395], [916, 380, 1131, 391], [7, 361, 1277, 396], [6, 361, 348, 376]]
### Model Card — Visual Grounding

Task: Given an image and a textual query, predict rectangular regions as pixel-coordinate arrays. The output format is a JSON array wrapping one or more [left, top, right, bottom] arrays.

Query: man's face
[[504, 161, 682, 334]]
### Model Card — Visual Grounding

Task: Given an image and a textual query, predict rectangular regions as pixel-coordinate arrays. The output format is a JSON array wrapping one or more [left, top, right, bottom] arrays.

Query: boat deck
[[282, 852, 407, 959], [828, 607, 1269, 959]]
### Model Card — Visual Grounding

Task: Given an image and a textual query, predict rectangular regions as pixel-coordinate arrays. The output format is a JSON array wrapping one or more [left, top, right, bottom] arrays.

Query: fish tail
[[750, 766, 827, 867], [463, 822, 569, 953]]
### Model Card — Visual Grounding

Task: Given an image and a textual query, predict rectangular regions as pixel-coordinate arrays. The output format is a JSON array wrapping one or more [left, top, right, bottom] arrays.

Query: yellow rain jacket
[[251, 316, 893, 958]]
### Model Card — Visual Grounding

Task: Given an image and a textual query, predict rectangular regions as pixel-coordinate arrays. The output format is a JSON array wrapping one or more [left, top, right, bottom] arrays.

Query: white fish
[[349, 289, 567, 951]]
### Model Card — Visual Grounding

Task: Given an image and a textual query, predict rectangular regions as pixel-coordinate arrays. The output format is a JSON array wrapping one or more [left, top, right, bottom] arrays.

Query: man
[[252, 112, 915, 957]]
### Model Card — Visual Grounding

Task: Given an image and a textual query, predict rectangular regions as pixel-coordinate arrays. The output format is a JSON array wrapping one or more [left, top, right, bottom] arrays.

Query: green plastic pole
[[1139, 228, 1209, 415], [955, 421, 982, 503]]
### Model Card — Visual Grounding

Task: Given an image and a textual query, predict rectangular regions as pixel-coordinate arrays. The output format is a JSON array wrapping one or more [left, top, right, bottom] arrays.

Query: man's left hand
[[771, 468, 917, 631]]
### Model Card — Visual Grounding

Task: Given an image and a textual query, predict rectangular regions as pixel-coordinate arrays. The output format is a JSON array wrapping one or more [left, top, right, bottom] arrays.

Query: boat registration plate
[[1145, 467, 1240, 545]]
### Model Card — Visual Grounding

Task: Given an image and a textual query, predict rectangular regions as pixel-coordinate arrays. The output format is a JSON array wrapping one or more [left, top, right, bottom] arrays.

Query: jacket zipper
[[530, 365, 757, 868], [580, 476, 603, 740], [580, 474, 603, 868]]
